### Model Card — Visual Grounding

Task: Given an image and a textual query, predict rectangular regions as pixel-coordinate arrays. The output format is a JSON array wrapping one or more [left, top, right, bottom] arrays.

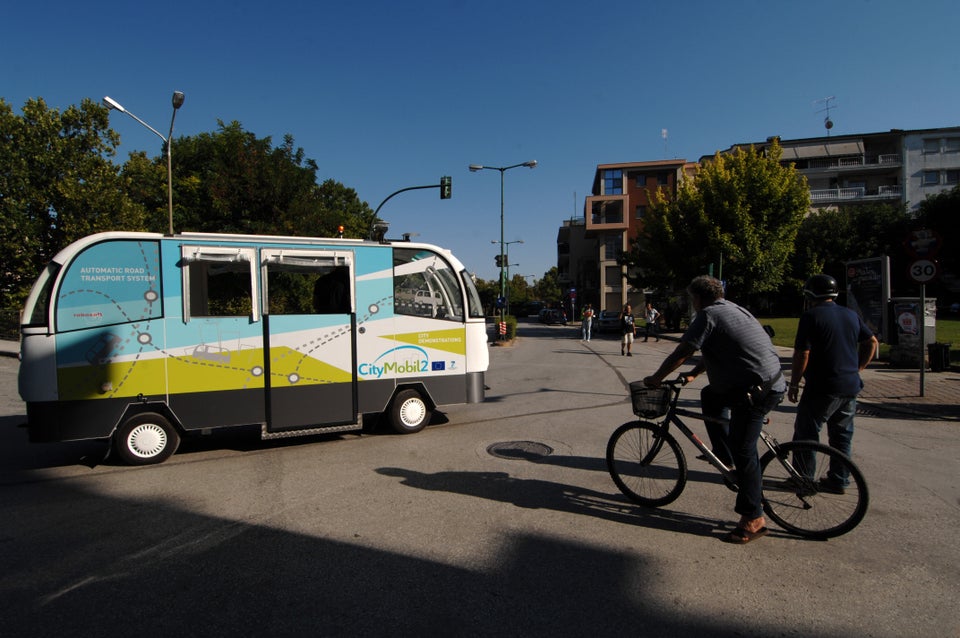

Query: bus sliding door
[[260, 249, 356, 431]]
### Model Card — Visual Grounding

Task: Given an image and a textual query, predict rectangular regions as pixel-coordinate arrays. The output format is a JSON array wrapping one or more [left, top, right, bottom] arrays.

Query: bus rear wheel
[[388, 389, 432, 434], [114, 412, 181, 465]]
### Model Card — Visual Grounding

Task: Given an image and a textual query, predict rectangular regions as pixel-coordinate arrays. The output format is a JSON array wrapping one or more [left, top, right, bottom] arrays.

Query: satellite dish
[[824, 117, 834, 130]]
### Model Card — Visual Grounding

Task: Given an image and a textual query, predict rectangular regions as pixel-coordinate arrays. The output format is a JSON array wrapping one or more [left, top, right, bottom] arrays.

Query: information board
[[845, 256, 890, 342]]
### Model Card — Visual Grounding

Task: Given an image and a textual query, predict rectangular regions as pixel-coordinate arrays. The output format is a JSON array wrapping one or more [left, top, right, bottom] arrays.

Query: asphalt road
[[1, 320, 958, 637]]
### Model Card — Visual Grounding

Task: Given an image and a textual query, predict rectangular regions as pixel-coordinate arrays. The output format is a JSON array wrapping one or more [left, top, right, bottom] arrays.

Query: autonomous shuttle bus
[[18, 231, 488, 464]]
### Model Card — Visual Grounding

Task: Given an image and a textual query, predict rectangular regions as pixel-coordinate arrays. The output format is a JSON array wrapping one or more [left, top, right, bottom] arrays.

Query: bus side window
[[181, 247, 258, 321], [312, 266, 350, 314], [186, 261, 253, 317]]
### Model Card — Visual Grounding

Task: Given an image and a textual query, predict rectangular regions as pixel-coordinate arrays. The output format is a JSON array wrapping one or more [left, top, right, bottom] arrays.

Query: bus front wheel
[[114, 412, 181, 465], [388, 389, 432, 434]]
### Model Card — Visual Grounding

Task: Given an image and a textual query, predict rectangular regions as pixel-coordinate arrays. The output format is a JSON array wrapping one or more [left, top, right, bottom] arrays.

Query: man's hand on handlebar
[[644, 374, 694, 388]]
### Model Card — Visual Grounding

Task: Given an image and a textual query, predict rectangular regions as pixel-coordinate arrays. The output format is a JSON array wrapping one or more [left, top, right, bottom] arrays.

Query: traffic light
[[495, 254, 503, 267], [440, 175, 452, 199]]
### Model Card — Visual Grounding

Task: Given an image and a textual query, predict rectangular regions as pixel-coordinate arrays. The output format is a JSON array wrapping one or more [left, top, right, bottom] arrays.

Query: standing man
[[788, 274, 877, 492], [581, 303, 594, 342], [619, 304, 636, 356], [643, 302, 661, 342], [644, 276, 785, 544]]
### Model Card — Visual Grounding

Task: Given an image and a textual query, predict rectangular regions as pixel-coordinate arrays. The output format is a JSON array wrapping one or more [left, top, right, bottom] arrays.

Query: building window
[[591, 200, 623, 224], [657, 172, 669, 186], [603, 235, 620, 260], [604, 265, 622, 283], [634, 174, 646, 188], [945, 170, 960, 185], [923, 138, 940, 154], [945, 138, 960, 153], [603, 169, 622, 195], [923, 170, 940, 186], [635, 205, 646, 220]]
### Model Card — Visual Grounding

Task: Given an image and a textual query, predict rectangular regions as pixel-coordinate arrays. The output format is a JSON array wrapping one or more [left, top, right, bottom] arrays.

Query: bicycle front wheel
[[606, 421, 687, 507], [761, 440, 869, 539]]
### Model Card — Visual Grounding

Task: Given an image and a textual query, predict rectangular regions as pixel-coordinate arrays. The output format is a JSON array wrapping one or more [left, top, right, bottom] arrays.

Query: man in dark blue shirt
[[788, 274, 877, 492]]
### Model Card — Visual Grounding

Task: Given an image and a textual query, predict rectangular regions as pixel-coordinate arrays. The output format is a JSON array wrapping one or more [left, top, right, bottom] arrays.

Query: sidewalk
[[4, 336, 958, 421]]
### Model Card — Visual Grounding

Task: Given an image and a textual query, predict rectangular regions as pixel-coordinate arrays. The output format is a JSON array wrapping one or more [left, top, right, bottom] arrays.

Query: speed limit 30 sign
[[909, 259, 939, 284]]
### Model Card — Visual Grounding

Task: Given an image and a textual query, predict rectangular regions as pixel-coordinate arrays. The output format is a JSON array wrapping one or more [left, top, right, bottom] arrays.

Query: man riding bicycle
[[643, 276, 786, 544]]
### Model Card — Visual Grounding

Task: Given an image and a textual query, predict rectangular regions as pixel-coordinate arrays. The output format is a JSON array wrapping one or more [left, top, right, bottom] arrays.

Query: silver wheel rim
[[127, 422, 167, 458], [399, 398, 426, 427]]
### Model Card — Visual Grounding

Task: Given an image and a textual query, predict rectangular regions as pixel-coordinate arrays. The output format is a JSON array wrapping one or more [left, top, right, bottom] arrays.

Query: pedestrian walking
[[643, 276, 786, 544], [643, 302, 661, 342], [788, 274, 877, 492], [619, 304, 636, 356]]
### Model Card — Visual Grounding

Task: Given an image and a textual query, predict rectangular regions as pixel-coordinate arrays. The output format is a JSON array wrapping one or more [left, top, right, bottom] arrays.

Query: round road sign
[[908, 259, 939, 284]]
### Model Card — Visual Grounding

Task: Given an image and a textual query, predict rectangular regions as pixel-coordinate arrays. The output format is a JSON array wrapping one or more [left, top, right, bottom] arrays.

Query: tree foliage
[[790, 201, 913, 294], [534, 266, 563, 302], [626, 141, 809, 299], [124, 121, 377, 238], [0, 98, 146, 310], [915, 185, 960, 300]]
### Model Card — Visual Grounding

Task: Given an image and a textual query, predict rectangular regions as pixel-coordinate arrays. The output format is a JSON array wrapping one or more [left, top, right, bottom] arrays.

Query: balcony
[[585, 195, 629, 236], [809, 184, 902, 204], [803, 153, 901, 171]]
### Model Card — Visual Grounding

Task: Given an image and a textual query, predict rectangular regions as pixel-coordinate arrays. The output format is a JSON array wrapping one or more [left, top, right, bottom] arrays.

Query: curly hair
[[687, 276, 724, 304]]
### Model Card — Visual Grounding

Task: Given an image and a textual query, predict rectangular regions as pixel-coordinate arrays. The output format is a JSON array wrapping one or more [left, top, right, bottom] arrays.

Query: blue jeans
[[792, 393, 856, 486], [581, 320, 592, 340], [701, 385, 785, 520]]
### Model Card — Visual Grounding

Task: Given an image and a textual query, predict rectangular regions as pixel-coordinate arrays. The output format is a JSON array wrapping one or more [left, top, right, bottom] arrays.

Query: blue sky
[[3, 0, 958, 281]]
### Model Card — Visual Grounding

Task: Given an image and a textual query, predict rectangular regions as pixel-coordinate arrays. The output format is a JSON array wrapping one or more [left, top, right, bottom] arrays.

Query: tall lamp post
[[104, 91, 185, 235], [491, 239, 523, 316], [469, 161, 537, 334]]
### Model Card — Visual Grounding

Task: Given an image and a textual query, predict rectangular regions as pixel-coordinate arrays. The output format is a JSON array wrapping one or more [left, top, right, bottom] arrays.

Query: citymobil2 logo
[[358, 345, 445, 379]]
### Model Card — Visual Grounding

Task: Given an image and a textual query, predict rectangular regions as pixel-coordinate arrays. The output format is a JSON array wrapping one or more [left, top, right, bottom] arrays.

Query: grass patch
[[759, 317, 960, 363]]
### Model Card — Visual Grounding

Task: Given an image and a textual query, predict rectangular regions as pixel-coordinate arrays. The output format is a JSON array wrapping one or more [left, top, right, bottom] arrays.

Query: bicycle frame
[[647, 381, 808, 492]]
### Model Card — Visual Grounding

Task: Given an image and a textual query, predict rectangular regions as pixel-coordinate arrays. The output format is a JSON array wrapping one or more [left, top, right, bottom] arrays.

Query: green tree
[[508, 273, 532, 308], [534, 267, 562, 302], [125, 121, 376, 238], [0, 98, 145, 314], [790, 201, 912, 293], [626, 141, 809, 299], [915, 185, 960, 301], [472, 277, 500, 316]]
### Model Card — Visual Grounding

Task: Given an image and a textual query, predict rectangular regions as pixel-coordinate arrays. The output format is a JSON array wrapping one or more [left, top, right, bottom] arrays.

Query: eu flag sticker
[[432, 361, 446, 371]]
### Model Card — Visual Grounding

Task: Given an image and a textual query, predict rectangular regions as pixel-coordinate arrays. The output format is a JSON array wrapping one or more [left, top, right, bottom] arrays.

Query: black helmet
[[804, 274, 839, 300]]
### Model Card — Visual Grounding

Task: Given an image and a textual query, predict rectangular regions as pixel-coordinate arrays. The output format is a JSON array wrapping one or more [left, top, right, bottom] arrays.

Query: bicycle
[[606, 378, 869, 539]]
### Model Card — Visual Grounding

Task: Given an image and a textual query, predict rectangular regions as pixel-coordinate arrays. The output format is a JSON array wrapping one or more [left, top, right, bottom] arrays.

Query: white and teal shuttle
[[18, 232, 488, 464]]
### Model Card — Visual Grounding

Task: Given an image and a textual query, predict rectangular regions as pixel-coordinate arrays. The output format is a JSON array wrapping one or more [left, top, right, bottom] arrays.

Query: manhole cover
[[487, 440, 554, 461]]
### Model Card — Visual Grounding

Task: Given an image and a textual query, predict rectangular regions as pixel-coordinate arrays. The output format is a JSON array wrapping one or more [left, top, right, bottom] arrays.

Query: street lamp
[[491, 239, 523, 316], [104, 91, 185, 235], [470, 161, 537, 334]]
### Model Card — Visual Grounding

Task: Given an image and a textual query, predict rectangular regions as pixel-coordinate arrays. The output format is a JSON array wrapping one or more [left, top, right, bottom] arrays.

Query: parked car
[[595, 309, 620, 333], [539, 308, 567, 325]]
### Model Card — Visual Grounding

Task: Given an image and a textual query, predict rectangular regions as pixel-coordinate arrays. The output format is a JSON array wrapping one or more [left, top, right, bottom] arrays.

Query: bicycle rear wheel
[[760, 440, 869, 539], [606, 421, 687, 507]]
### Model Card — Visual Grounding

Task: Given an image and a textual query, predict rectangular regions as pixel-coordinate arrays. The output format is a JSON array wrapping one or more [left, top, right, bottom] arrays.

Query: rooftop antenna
[[662, 128, 669, 157], [813, 96, 836, 136]]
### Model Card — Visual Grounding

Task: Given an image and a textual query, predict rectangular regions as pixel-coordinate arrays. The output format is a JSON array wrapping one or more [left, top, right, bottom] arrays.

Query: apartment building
[[558, 159, 692, 313], [724, 126, 960, 212], [561, 126, 959, 311]]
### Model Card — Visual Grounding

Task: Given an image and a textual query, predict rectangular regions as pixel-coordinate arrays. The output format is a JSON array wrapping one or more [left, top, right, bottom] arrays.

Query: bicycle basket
[[629, 381, 671, 418]]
